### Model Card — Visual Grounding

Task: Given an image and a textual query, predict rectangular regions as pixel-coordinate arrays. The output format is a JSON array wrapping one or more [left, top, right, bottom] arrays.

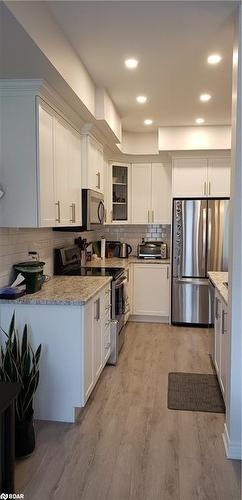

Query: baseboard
[[129, 315, 169, 324], [223, 423, 242, 460]]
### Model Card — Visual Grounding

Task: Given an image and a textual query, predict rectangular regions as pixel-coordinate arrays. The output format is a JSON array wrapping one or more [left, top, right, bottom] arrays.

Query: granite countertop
[[0, 276, 112, 306], [86, 256, 170, 269], [208, 271, 228, 305]]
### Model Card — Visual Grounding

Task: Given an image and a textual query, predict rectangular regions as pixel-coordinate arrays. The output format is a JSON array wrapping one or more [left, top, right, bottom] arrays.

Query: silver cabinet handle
[[70, 203, 76, 223], [55, 200, 61, 223], [222, 309, 227, 334], [166, 266, 170, 280], [215, 297, 220, 320], [104, 208, 107, 223], [96, 171, 101, 189], [94, 298, 100, 321], [127, 268, 130, 283], [203, 182, 207, 196], [208, 181, 211, 196], [148, 210, 150, 223]]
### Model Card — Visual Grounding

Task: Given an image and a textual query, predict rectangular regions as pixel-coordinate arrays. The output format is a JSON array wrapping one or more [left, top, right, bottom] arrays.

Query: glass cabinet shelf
[[112, 165, 128, 221]]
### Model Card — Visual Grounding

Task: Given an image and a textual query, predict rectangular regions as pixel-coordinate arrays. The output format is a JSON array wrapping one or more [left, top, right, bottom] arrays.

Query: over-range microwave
[[53, 189, 105, 232]]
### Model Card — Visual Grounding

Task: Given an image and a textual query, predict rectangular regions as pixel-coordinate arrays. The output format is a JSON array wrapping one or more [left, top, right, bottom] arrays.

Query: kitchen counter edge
[[208, 271, 228, 305]]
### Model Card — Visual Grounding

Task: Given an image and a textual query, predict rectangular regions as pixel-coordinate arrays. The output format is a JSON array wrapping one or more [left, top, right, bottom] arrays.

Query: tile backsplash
[[0, 228, 94, 287], [94, 224, 171, 257]]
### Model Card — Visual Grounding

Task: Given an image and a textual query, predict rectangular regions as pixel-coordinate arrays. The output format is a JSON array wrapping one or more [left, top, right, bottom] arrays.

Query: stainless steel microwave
[[53, 189, 105, 232]]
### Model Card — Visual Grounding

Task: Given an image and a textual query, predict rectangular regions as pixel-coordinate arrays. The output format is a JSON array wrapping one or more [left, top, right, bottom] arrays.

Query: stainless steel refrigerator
[[172, 198, 229, 325]]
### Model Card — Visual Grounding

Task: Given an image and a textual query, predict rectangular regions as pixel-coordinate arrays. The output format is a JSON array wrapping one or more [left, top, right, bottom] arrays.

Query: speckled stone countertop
[[0, 276, 112, 306], [86, 256, 170, 269], [208, 272, 228, 305]]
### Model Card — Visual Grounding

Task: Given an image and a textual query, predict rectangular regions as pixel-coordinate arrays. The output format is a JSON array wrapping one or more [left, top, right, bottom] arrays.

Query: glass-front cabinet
[[109, 163, 130, 223]]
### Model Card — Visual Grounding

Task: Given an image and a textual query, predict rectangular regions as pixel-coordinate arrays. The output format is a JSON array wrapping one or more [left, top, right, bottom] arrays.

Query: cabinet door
[[207, 158, 230, 197], [88, 137, 103, 193], [54, 118, 71, 225], [84, 299, 94, 402], [68, 129, 82, 225], [93, 297, 103, 380], [214, 294, 222, 375], [38, 104, 55, 226], [172, 158, 208, 197], [133, 264, 170, 316], [151, 163, 172, 223], [131, 164, 152, 223], [220, 304, 228, 399]]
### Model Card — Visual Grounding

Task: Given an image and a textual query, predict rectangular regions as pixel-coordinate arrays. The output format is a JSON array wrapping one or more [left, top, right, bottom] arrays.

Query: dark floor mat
[[167, 372, 225, 413]]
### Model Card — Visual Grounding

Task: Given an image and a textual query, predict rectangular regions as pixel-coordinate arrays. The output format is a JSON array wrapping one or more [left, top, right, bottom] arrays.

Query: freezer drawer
[[172, 278, 209, 325]]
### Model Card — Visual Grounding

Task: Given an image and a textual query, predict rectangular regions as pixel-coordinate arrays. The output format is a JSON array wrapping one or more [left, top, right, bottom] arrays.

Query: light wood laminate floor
[[15, 323, 241, 500]]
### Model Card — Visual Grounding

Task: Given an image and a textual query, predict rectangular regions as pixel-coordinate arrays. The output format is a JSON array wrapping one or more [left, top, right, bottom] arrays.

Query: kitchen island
[[0, 276, 112, 423]]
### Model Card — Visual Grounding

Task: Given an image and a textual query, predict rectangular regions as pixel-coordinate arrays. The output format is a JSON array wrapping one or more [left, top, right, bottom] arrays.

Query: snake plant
[[0, 313, 41, 421]]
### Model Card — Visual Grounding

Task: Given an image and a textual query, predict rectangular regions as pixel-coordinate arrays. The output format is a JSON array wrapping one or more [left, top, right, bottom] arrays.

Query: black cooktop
[[58, 266, 124, 280]]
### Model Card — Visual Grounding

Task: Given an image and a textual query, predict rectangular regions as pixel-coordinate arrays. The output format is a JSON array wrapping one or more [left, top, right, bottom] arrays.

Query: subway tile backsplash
[[0, 228, 94, 287], [94, 224, 171, 257]]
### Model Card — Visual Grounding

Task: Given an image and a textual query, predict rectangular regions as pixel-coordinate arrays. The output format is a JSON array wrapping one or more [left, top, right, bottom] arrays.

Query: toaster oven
[[137, 241, 168, 259]]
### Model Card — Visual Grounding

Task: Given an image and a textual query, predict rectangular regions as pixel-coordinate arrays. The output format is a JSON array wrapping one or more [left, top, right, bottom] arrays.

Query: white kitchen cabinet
[[0, 283, 111, 422], [172, 158, 208, 197], [0, 89, 82, 227], [131, 163, 172, 224], [151, 163, 172, 223], [131, 163, 152, 223], [207, 158, 230, 197], [93, 296, 103, 380], [68, 128, 82, 225], [172, 157, 230, 198], [38, 104, 55, 226], [132, 264, 170, 320], [81, 135, 104, 193], [214, 291, 228, 402]]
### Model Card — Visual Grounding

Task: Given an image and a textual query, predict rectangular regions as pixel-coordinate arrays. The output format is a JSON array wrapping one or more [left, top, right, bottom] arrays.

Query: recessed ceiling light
[[136, 95, 147, 104], [125, 58, 138, 69], [195, 117, 205, 124], [200, 93, 211, 102], [207, 54, 222, 65], [144, 119, 153, 125]]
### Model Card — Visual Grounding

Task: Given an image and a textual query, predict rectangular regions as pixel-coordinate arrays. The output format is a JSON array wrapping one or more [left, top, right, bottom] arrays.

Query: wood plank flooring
[[15, 323, 241, 500]]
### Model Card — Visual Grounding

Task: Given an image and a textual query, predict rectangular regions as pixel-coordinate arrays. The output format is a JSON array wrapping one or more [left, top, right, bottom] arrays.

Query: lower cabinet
[[214, 291, 228, 402], [83, 283, 111, 403], [132, 264, 170, 320], [0, 283, 111, 423]]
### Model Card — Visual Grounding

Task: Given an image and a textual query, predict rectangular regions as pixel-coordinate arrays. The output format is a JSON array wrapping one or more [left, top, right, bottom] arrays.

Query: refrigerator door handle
[[202, 208, 207, 267], [174, 277, 209, 286], [207, 207, 212, 272]]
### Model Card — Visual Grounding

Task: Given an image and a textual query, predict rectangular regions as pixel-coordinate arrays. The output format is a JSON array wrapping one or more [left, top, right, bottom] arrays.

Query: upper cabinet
[[172, 157, 230, 198], [131, 163, 172, 224], [81, 135, 104, 194], [207, 158, 230, 198], [0, 91, 82, 228]]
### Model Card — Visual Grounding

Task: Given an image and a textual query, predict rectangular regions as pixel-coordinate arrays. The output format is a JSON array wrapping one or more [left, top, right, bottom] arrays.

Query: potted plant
[[0, 313, 41, 458]]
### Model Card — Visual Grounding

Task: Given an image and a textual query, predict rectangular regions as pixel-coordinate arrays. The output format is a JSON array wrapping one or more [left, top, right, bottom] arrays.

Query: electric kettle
[[119, 243, 132, 258]]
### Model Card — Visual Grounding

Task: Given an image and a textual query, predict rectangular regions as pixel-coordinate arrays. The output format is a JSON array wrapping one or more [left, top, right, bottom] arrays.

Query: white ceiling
[[47, 1, 235, 133]]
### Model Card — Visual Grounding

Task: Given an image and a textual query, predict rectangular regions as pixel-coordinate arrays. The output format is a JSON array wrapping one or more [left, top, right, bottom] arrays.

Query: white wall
[[158, 126, 231, 151], [121, 132, 159, 155], [95, 88, 122, 143], [223, 2, 242, 460], [4, 0, 96, 115]]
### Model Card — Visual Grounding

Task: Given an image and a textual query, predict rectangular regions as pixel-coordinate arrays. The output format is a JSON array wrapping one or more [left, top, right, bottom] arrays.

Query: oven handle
[[114, 277, 127, 289]]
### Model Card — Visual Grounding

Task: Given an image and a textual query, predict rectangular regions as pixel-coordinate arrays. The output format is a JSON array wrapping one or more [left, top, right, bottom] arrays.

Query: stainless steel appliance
[[53, 189, 105, 231], [137, 241, 168, 259], [119, 243, 132, 258], [172, 198, 229, 325], [54, 245, 129, 361]]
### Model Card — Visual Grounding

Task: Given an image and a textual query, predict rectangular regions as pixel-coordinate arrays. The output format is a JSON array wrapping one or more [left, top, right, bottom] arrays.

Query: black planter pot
[[15, 412, 35, 458]]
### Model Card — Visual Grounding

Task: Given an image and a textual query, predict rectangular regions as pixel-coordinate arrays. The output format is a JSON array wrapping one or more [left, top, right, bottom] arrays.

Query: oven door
[[112, 275, 130, 328]]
